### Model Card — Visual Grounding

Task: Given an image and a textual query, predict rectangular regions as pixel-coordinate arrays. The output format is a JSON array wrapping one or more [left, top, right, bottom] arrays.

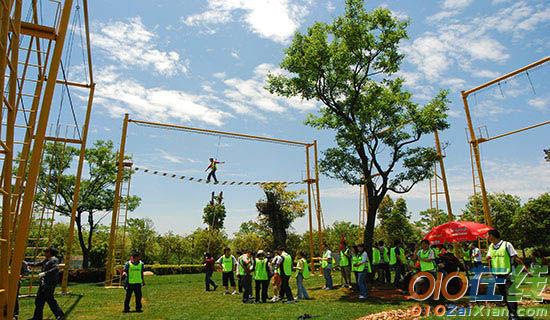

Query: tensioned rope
[[133, 166, 306, 186]]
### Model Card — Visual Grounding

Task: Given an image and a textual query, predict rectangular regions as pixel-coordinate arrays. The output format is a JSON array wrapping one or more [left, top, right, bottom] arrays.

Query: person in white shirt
[[470, 243, 482, 269], [320, 244, 333, 290]]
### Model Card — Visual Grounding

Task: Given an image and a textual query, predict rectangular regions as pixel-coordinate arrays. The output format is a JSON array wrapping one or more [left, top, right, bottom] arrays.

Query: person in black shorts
[[216, 247, 237, 295]]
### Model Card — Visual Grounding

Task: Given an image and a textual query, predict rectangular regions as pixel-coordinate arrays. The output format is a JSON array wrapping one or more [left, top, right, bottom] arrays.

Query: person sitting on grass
[[205, 158, 224, 183], [294, 251, 310, 300], [254, 250, 270, 303], [122, 252, 145, 313], [216, 247, 238, 295]]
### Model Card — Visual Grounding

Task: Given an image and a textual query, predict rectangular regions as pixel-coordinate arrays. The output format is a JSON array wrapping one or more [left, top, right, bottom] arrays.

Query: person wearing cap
[[254, 250, 270, 303], [122, 252, 145, 313], [27, 246, 65, 320]]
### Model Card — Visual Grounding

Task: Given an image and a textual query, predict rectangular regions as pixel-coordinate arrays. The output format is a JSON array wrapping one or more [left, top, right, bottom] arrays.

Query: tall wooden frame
[[105, 114, 325, 286]]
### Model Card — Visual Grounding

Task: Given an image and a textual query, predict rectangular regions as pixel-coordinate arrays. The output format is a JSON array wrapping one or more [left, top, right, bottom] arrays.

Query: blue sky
[[59, 0, 549, 235]]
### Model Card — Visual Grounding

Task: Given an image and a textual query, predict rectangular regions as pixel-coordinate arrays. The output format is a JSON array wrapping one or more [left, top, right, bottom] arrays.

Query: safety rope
[[133, 166, 305, 186]]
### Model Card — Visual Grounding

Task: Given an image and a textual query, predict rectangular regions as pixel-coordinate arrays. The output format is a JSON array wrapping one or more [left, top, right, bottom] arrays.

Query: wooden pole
[[305, 145, 315, 272], [105, 113, 129, 286], [313, 140, 324, 253]]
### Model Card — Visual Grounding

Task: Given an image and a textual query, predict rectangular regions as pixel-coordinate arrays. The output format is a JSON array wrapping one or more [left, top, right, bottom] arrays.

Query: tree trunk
[[363, 194, 381, 259], [75, 212, 90, 269]]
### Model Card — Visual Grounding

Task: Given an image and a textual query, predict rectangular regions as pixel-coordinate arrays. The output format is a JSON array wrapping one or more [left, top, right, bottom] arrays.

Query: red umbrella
[[423, 221, 493, 244]]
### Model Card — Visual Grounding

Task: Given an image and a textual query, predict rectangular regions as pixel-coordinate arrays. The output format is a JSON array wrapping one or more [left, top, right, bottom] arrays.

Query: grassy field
[[16, 273, 549, 319]]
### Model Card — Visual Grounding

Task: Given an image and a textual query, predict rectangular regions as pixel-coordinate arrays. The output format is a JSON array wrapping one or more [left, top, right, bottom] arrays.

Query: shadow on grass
[[60, 292, 84, 318]]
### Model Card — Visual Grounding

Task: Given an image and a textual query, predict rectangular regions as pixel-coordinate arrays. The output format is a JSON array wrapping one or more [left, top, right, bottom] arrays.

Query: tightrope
[[133, 167, 305, 186]]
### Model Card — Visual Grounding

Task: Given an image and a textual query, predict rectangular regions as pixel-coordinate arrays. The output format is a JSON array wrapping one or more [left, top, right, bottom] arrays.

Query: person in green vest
[[371, 245, 381, 284], [320, 243, 334, 290], [205, 158, 224, 183], [236, 250, 244, 293], [215, 247, 238, 295], [487, 229, 529, 320], [122, 252, 145, 313], [254, 250, 270, 303], [294, 251, 310, 300], [276, 246, 295, 303], [378, 240, 391, 284], [353, 243, 371, 299], [339, 241, 352, 288], [389, 242, 406, 288], [413, 240, 437, 275]]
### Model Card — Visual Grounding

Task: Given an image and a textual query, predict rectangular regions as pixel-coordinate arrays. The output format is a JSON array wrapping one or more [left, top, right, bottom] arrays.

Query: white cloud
[[441, 0, 473, 10], [470, 69, 500, 78], [92, 66, 230, 126], [528, 97, 549, 112], [220, 63, 319, 115], [157, 149, 198, 164], [93, 17, 188, 76], [213, 72, 226, 79], [230, 50, 240, 59], [182, 0, 312, 43]]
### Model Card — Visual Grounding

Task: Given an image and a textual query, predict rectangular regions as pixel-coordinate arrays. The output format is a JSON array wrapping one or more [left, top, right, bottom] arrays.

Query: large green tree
[[513, 193, 550, 252], [461, 193, 521, 242], [202, 192, 226, 230], [266, 0, 449, 253], [256, 183, 306, 249], [416, 208, 451, 233], [377, 196, 421, 245], [35, 140, 140, 268], [127, 217, 157, 263]]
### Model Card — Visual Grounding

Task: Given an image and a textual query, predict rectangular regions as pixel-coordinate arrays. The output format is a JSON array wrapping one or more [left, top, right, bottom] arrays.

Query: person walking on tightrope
[[205, 158, 224, 183], [487, 229, 529, 320], [28, 246, 64, 320], [123, 252, 145, 313]]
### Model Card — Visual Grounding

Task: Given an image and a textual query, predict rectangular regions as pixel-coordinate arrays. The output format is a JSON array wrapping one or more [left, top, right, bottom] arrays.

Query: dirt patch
[[356, 306, 419, 320]]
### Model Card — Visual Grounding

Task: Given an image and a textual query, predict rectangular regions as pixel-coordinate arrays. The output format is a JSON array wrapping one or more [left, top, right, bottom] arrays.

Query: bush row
[[62, 265, 205, 283]]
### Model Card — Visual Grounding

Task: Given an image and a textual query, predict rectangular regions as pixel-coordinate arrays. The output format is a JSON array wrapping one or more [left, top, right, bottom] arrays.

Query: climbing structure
[[462, 56, 549, 226], [0, 0, 94, 317], [428, 129, 453, 223], [105, 114, 325, 286]]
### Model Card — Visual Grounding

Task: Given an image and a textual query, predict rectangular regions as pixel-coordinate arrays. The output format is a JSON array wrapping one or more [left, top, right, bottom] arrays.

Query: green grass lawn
[[16, 273, 550, 320]]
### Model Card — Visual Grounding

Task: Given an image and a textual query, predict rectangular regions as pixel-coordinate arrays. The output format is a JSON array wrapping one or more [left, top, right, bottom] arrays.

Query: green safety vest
[[221, 256, 233, 273], [321, 251, 331, 269], [463, 249, 471, 261], [254, 259, 268, 280], [419, 249, 436, 272], [389, 247, 405, 265], [282, 252, 292, 276], [128, 261, 143, 284], [381, 247, 389, 263], [433, 247, 441, 257], [211, 161, 217, 170], [294, 258, 310, 279], [488, 242, 512, 275], [238, 256, 245, 276], [339, 248, 349, 267], [351, 255, 360, 272], [372, 247, 380, 265]]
